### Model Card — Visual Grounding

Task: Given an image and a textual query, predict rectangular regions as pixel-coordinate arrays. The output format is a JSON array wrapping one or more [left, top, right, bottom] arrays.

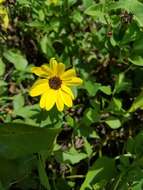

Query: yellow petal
[[49, 58, 58, 75], [63, 77, 83, 86], [31, 64, 52, 77], [57, 62, 65, 76], [61, 84, 74, 99], [56, 91, 64, 111], [40, 92, 47, 109], [29, 79, 48, 97], [45, 89, 57, 111], [61, 69, 76, 80], [60, 89, 73, 107]]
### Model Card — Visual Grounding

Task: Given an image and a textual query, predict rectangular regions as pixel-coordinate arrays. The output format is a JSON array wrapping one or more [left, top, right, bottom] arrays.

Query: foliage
[[1, 0, 143, 189]]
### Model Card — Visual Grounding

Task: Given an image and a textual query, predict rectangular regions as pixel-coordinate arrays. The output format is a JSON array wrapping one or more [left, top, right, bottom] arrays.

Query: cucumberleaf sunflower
[[29, 58, 83, 111]]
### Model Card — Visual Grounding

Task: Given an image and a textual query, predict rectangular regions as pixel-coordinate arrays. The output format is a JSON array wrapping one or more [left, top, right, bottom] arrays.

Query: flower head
[[29, 58, 83, 111]]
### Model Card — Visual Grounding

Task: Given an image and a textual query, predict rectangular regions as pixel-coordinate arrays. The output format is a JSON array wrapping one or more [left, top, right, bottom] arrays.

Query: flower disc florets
[[49, 76, 62, 90]]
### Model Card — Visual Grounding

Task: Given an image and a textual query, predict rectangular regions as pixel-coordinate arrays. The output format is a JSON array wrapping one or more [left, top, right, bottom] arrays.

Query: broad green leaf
[[83, 107, 101, 125], [84, 3, 107, 24], [85, 4, 103, 16], [3, 50, 28, 71], [84, 138, 93, 157], [113, 73, 130, 94], [85, 81, 101, 96], [40, 35, 55, 58], [0, 123, 61, 159], [55, 147, 87, 164], [38, 9, 45, 21], [73, 10, 83, 23], [112, 98, 122, 111], [129, 56, 143, 66], [80, 157, 116, 190], [107, 98, 123, 114], [105, 117, 121, 129], [99, 86, 112, 95], [13, 93, 25, 111], [66, 115, 74, 127], [13, 104, 40, 118], [129, 91, 143, 112], [0, 58, 5, 76]]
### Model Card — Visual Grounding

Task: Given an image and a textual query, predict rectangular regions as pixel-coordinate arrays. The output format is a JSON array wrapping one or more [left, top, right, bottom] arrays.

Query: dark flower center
[[49, 76, 62, 90]]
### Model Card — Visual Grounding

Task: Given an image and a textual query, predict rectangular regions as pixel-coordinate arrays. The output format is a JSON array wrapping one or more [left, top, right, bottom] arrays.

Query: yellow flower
[[0, 6, 9, 30], [29, 58, 83, 111]]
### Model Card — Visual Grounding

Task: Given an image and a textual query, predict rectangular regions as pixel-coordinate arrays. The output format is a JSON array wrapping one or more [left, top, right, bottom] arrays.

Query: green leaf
[[3, 50, 28, 71], [84, 138, 93, 157], [85, 4, 102, 16], [105, 117, 121, 129], [40, 35, 55, 58], [0, 123, 61, 159], [113, 73, 130, 94], [13, 93, 25, 111], [85, 81, 101, 96], [73, 10, 83, 23], [83, 107, 101, 125], [99, 86, 112, 95], [0, 58, 5, 76], [129, 56, 143, 66], [112, 98, 122, 111], [80, 157, 116, 190], [55, 147, 87, 164], [129, 91, 143, 112], [84, 3, 107, 24], [13, 104, 40, 118]]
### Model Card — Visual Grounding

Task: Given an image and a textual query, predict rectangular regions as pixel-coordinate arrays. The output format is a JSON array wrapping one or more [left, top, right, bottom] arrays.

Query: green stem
[[66, 175, 85, 179], [113, 175, 122, 190]]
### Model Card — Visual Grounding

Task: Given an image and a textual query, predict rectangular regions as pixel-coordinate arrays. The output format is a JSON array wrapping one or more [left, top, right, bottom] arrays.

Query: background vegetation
[[1, 0, 143, 189]]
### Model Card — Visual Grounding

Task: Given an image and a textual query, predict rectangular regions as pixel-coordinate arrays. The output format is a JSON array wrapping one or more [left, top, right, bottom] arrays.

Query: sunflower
[[29, 58, 83, 111]]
